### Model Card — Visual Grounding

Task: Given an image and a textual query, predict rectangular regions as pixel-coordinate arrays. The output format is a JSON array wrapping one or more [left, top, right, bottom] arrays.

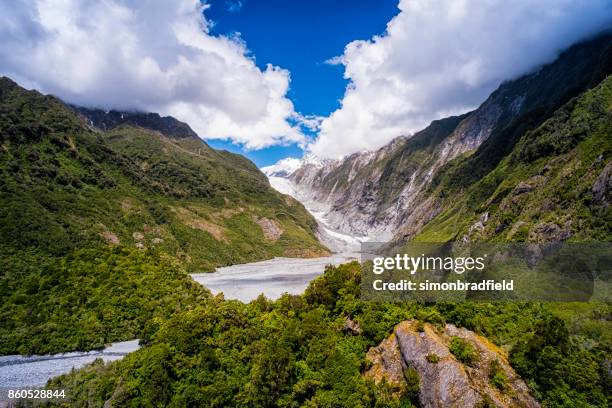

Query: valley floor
[[191, 252, 358, 302]]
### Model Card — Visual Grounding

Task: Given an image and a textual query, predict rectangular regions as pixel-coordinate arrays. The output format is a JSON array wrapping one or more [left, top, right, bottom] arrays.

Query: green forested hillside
[[0, 77, 327, 354], [403, 74, 612, 406], [417, 73, 612, 243], [0, 77, 327, 269]]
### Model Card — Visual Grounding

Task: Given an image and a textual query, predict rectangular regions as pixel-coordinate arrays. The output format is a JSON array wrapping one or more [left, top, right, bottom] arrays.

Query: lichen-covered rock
[[366, 320, 540, 408]]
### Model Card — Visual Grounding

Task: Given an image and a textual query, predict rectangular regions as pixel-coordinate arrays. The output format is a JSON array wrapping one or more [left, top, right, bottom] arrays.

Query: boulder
[[100, 231, 120, 245], [513, 182, 534, 195]]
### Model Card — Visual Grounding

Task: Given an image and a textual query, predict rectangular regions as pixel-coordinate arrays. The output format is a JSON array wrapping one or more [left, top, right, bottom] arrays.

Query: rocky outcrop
[[528, 221, 572, 243], [366, 321, 540, 408], [342, 317, 362, 335], [513, 182, 535, 195], [366, 333, 405, 393]]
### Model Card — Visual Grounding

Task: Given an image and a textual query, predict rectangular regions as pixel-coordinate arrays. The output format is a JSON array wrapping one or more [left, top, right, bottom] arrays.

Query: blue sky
[[204, 0, 399, 166]]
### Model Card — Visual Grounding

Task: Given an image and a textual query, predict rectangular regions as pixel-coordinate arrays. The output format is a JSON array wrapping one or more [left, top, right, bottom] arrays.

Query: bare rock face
[[366, 321, 540, 408], [254, 217, 283, 241], [593, 161, 612, 205], [365, 333, 405, 394], [265, 36, 611, 244]]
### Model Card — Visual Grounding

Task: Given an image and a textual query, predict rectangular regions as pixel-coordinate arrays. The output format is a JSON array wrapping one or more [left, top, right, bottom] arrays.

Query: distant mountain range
[[266, 33, 612, 245]]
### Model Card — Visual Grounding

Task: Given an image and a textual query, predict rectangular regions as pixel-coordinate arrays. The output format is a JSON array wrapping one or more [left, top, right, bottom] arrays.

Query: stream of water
[[0, 340, 140, 390]]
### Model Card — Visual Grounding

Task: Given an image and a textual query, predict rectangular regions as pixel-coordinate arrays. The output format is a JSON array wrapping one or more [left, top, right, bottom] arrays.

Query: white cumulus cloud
[[0, 0, 305, 149], [309, 0, 612, 158]]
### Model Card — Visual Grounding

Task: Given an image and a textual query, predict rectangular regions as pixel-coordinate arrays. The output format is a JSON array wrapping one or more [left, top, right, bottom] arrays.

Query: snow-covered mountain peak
[[261, 157, 303, 177], [261, 154, 336, 178]]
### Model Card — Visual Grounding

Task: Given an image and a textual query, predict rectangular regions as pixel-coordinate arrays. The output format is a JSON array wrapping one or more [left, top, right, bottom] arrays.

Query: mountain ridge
[[71, 105, 200, 140], [268, 33, 612, 243]]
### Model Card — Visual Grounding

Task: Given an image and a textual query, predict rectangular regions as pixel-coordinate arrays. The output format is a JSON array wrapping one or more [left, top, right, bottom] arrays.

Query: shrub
[[403, 367, 420, 401], [488, 359, 508, 391], [449, 337, 478, 366], [476, 395, 496, 408], [426, 353, 440, 364], [416, 309, 445, 326], [415, 321, 425, 332]]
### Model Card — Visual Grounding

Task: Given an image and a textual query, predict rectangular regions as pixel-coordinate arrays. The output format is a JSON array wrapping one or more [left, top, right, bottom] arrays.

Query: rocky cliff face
[[268, 34, 612, 243], [366, 321, 540, 408]]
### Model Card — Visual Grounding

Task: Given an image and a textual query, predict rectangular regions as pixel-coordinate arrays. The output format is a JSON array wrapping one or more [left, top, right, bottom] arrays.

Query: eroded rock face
[[593, 161, 612, 205], [366, 321, 540, 408], [254, 217, 283, 241]]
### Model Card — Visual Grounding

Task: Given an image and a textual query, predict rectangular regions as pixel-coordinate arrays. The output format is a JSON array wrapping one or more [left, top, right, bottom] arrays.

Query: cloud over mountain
[[309, 0, 612, 158], [3, 0, 611, 158], [0, 0, 305, 149]]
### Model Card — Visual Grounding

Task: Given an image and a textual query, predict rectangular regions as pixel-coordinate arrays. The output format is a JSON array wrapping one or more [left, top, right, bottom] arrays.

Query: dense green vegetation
[[487, 359, 508, 391], [0, 247, 208, 355], [449, 336, 478, 366], [509, 315, 610, 406], [50, 263, 611, 407]]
